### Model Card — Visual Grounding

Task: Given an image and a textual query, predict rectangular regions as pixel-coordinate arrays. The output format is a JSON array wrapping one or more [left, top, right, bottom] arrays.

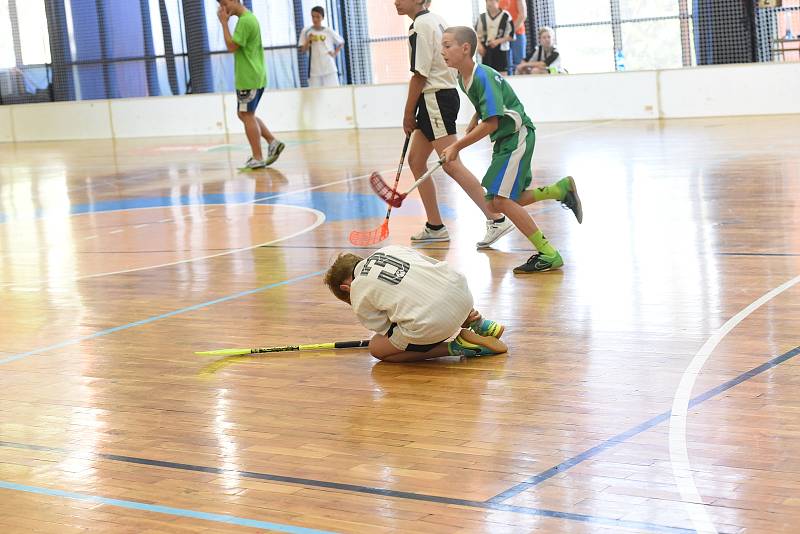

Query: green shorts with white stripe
[[483, 126, 536, 202]]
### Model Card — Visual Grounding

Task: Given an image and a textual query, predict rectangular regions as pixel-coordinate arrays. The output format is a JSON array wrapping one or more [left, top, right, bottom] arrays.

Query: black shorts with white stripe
[[415, 88, 459, 142]]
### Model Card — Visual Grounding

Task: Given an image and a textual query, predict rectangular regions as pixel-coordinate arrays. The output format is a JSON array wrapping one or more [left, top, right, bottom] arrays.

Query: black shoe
[[512, 252, 564, 274]]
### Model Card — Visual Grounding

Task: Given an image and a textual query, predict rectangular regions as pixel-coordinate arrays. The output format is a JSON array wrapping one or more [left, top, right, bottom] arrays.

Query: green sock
[[531, 182, 565, 202], [528, 230, 558, 257]]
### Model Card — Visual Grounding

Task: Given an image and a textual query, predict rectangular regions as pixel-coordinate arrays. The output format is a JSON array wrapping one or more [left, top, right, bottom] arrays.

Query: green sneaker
[[447, 329, 508, 357], [557, 176, 582, 224], [470, 319, 504, 339], [513, 251, 564, 274]]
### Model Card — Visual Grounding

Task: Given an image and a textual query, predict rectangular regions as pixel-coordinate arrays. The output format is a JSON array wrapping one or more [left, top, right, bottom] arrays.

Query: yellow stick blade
[[195, 348, 251, 356]]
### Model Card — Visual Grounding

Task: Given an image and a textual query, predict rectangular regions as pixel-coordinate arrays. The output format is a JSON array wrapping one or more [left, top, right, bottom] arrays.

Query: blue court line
[[0, 443, 691, 534], [487, 345, 800, 503], [0, 270, 325, 366], [2, 349, 796, 532], [0, 480, 333, 533]]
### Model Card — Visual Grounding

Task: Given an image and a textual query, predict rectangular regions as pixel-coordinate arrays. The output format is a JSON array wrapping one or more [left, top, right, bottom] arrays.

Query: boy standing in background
[[298, 6, 345, 88], [218, 0, 285, 169]]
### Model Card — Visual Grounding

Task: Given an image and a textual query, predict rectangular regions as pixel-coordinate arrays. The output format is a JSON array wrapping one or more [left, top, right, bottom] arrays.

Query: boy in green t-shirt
[[440, 26, 582, 273], [218, 0, 284, 169]]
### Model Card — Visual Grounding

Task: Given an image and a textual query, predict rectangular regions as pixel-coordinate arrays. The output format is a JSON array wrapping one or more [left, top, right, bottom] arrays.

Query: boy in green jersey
[[440, 26, 582, 273], [218, 0, 284, 169]]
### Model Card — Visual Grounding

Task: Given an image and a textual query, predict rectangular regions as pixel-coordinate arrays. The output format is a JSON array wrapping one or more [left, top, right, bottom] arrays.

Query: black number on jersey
[[359, 253, 410, 286]]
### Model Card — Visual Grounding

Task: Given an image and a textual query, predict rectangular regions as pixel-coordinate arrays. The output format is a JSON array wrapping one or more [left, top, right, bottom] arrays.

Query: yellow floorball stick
[[195, 339, 370, 357]]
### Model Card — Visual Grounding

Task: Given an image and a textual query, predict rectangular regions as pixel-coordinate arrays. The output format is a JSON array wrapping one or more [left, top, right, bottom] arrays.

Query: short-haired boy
[[324, 246, 507, 363], [440, 26, 583, 273], [475, 0, 514, 73], [298, 6, 345, 88]]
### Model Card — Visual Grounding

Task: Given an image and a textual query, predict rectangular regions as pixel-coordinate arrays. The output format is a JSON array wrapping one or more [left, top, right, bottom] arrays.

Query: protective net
[[0, 0, 797, 105]]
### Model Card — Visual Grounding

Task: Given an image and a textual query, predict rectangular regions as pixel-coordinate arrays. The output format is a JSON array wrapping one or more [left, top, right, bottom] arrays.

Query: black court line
[[0, 440, 690, 533], [2, 347, 796, 533], [487, 345, 800, 503]]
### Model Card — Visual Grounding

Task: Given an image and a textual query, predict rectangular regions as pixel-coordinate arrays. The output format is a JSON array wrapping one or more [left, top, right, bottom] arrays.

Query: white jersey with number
[[299, 25, 344, 77], [350, 246, 473, 347], [408, 10, 456, 93]]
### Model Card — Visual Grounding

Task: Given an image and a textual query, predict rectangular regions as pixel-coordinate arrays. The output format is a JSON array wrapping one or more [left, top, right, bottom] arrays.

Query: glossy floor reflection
[[0, 116, 799, 533]]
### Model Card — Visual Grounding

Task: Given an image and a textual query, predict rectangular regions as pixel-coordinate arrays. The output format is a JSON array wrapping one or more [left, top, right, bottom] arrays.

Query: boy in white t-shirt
[[324, 246, 507, 363], [298, 6, 345, 87], [475, 0, 514, 74]]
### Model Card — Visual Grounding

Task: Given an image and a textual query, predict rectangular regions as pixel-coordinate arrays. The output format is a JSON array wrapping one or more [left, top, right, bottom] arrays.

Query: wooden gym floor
[[0, 115, 798, 533]]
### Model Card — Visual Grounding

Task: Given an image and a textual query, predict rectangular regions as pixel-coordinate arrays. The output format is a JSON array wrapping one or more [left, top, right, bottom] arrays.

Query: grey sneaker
[[410, 225, 449, 243], [558, 176, 582, 224], [265, 140, 285, 165], [244, 157, 267, 169], [476, 218, 514, 248]]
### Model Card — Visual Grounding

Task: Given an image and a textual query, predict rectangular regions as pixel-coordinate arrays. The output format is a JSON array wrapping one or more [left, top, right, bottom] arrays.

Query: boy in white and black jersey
[[298, 6, 345, 87], [396, 0, 514, 249], [516, 26, 563, 74], [324, 246, 507, 363], [476, 0, 514, 73]]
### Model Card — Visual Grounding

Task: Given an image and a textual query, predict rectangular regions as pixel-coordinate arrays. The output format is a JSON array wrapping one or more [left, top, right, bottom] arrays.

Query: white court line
[[0, 119, 615, 290], [1, 205, 324, 289], [669, 274, 800, 534], [108, 229, 124, 234]]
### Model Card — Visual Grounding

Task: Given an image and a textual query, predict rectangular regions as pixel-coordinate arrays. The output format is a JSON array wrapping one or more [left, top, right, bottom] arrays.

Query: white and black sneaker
[[244, 157, 267, 169], [476, 218, 514, 248], [265, 140, 285, 166], [410, 224, 449, 244]]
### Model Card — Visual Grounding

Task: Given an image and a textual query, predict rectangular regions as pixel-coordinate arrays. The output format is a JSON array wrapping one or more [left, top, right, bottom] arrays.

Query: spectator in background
[[498, 0, 527, 75], [298, 6, 345, 87], [475, 0, 515, 74], [516, 26, 564, 74], [217, 0, 284, 169]]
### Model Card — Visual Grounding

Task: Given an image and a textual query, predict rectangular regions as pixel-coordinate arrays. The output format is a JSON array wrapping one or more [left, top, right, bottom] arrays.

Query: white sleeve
[[298, 26, 309, 46], [475, 16, 486, 43], [354, 292, 392, 335], [330, 28, 344, 46], [411, 22, 433, 77], [505, 13, 515, 38]]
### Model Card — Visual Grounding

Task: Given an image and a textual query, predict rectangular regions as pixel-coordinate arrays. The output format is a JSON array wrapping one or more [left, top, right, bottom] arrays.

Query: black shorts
[[386, 323, 446, 353], [482, 47, 509, 73], [415, 88, 459, 142]]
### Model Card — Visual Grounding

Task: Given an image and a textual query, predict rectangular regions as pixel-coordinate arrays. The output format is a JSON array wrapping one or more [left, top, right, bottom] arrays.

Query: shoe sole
[[513, 264, 563, 274], [476, 223, 515, 249], [410, 236, 450, 243], [512, 257, 564, 274], [565, 176, 583, 224], [239, 164, 267, 171], [459, 328, 508, 354]]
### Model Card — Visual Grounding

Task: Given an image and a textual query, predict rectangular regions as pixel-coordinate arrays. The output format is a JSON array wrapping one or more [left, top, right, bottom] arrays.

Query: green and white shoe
[[470, 319, 504, 339], [448, 329, 508, 357]]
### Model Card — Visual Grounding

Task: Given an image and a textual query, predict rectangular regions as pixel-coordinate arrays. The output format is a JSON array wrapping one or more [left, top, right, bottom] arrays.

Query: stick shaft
[[196, 340, 370, 356], [383, 135, 411, 220], [403, 160, 443, 196]]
